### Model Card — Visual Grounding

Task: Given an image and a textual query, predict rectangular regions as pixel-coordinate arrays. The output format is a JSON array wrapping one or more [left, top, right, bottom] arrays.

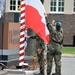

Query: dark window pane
[[62, 7, 64, 11], [58, 7, 61, 11], [59, 2, 61, 6], [13, 6, 16, 10], [50, 7, 53, 11], [54, 7, 56, 11], [13, 1, 16, 5], [74, 8, 75, 11], [18, 1, 21, 5], [10, 6, 12, 10], [51, 2, 53, 6], [62, 2, 64, 6], [10, 0, 12, 4], [54, 2, 56, 6], [74, 2, 75, 6]]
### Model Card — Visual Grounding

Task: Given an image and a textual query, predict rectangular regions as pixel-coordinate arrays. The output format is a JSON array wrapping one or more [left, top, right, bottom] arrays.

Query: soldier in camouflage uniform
[[30, 35, 45, 75], [46, 21, 63, 75]]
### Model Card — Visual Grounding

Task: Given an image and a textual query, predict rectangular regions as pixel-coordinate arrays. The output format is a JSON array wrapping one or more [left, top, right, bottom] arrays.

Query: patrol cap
[[56, 22, 61, 27], [55, 20, 62, 23]]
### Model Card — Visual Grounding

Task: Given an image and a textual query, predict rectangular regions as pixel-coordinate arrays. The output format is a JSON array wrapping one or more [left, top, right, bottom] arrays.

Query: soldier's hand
[[25, 36, 30, 38], [37, 48, 42, 54]]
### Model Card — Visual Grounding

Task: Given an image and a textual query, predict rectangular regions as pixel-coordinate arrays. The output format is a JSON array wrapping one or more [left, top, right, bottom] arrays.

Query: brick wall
[[5, 13, 14, 22]]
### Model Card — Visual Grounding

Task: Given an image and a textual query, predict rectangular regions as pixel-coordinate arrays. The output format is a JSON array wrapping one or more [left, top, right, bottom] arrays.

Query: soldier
[[46, 21, 63, 75], [28, 35, 45, 75]]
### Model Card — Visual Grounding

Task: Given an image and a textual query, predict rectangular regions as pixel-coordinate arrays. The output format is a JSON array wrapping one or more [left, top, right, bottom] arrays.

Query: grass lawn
[[61, 47, 75, 54]]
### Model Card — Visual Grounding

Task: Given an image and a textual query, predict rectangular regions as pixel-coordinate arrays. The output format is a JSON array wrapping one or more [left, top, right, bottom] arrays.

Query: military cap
[[56, 22, 61, 27], [55, 20, 62, 22]]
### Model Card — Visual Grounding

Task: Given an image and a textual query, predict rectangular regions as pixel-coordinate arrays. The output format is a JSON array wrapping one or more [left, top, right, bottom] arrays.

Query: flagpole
[[44, 42, 47, 75], [19, 0, 26, 67]]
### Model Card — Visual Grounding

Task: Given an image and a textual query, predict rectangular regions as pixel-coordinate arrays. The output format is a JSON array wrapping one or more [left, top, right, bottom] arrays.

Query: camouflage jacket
[[30, 35, 45, 50], [47, 23, 63, 45]]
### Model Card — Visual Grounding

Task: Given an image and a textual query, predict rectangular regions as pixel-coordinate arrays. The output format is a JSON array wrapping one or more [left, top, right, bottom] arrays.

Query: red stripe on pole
[[20, 53, 24, 56], [21, 4, 25, 8], [20, 47, 24, 51], [20, 35, 24, 38], [20, 23, 25, 26], [21, 10, 25, 14], [20, 41, 24, 44], [19, 59, 24, 63], [20, 28, 25, 32], [21, 16, 25, 20]]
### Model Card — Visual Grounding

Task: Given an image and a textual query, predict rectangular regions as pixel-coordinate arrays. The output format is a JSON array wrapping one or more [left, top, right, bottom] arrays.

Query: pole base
[[16, 63, 29, 69]]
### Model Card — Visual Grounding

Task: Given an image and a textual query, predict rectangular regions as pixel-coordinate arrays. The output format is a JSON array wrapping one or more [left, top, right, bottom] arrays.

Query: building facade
[[4, 0, 75, 46]]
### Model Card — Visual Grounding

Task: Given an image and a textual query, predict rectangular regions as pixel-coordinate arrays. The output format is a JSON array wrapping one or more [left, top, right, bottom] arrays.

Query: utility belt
[[49, 38, 61, 46], [51, 38, 60, 44]]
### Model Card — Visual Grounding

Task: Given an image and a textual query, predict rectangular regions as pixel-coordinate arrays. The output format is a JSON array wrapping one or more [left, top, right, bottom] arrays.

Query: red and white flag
[[25, 0, 50, 44]]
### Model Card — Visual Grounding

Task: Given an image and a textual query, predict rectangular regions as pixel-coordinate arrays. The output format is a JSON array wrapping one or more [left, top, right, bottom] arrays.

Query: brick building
[[3, 0, 75, 46]]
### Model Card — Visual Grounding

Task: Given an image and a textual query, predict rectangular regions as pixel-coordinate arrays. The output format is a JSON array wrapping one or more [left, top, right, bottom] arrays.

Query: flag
[[25, 0, 50, 44]]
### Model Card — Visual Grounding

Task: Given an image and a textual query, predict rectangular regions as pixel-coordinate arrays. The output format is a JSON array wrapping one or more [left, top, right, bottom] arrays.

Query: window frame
[[73, 0, 75, 13], [9, 0, 20, 12], [50, 0, 64, 14]]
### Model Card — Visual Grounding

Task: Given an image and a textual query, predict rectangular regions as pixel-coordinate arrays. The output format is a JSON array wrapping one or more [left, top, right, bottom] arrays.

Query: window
[[73, 0, 75, 13], [9, 0, 20, 12], [50, 0, 64, 14]]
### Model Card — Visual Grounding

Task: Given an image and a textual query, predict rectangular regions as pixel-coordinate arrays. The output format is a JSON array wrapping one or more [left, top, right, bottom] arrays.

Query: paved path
[[61, 57, 75, 75], [26, 57, 75, 75], [52, 57, 75, 75], [0, 56, 75, 75]]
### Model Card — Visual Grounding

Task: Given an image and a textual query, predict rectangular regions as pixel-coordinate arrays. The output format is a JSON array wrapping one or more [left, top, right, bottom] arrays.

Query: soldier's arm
[[28, 34, 39, 39], [46, 23, 54, 33], [59, 35, 64, 45]]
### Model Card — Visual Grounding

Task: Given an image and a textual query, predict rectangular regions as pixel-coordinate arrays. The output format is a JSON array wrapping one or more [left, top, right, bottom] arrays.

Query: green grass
[[61, 47, 75, 54]]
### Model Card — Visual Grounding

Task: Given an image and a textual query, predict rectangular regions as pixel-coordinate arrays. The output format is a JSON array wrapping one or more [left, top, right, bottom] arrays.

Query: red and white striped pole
[[19, 0, 25, 66]]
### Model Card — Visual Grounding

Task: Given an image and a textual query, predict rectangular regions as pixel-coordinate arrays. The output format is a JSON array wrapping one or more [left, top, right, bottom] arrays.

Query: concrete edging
[[62, 54, 75, 58]]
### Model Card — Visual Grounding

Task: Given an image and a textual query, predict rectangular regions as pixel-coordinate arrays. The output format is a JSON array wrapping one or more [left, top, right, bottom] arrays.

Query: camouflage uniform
[[30, 35, 45, 75], [46, 23, 63, 75]]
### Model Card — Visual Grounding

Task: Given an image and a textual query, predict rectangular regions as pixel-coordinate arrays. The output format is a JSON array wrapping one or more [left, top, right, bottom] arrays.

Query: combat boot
[[52, 73, 56, 75], [34, 73, 44, 75], [47, 73, 50, 75]]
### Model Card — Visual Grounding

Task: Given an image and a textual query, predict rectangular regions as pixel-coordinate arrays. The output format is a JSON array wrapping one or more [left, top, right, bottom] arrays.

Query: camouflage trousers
[[47, 44, 62, 75], [37, 51, 45, 74]]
